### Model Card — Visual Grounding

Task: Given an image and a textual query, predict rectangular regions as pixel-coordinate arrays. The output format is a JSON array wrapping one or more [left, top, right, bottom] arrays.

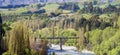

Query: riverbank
[[48, 44, 95, 55]]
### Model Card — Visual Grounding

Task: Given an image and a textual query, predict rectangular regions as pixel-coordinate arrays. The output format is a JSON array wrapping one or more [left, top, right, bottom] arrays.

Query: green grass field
[[42, 3, 60, 13]]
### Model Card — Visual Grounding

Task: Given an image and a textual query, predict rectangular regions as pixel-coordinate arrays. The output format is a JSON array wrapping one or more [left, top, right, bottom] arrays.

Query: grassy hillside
[[42, 3, 59, 13]]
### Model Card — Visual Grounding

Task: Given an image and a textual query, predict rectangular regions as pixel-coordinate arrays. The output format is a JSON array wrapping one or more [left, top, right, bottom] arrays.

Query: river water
[[48, 44, 95, 55]]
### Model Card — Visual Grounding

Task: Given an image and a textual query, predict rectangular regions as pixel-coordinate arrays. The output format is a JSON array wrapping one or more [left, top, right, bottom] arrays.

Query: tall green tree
[[8, 21, 30, 55], [117, 16, 120, 28], [0, 14, 5, 55], [78, 28, 84, 50]]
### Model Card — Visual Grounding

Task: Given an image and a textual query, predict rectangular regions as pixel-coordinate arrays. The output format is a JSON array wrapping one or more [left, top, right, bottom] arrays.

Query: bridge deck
[[39, 37, 79, 39]]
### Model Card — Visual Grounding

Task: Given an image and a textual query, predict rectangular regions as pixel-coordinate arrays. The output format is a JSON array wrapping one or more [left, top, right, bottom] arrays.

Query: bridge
[[36, 36, 79, 51], [40, 37, 79, 39]]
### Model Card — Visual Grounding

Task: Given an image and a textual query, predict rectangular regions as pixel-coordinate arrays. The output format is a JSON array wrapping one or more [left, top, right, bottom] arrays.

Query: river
[[48, 44, 95, 55]]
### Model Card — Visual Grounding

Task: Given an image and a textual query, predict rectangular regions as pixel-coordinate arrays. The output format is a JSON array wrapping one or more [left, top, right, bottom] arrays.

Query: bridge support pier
[[60, 38, 63, 51]]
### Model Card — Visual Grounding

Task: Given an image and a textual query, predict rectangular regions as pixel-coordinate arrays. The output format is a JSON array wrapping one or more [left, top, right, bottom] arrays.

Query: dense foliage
[[0, 1, 120, 55]]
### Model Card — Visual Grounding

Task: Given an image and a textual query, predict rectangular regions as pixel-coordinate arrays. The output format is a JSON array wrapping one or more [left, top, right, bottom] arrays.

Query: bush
[[60, 29, 77, 37], [2, 52, 10, 55], [59, 3, 80, 12]]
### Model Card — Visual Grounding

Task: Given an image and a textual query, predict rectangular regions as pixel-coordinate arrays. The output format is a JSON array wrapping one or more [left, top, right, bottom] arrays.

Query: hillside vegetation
[[0, 0, 120, 55]]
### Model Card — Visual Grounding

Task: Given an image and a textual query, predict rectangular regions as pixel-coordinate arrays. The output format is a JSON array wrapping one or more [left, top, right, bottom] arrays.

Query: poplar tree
[[8, 21, 30, 55], [78, 28, 84, 50]]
